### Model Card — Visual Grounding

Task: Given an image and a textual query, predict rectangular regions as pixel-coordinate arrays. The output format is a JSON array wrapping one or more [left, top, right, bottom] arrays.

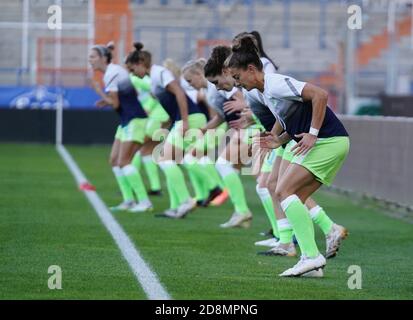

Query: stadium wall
[[0, 109, 118, 144], [381, 96, 413, 117], [334, 115, 413, 208]]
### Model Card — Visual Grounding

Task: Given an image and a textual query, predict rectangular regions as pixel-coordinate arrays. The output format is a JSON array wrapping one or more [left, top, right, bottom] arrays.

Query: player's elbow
[[318, 88, 328, 104], [110, 98, 120, 109]]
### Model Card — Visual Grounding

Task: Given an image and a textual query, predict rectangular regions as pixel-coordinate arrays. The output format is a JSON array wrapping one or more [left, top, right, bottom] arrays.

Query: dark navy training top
[[263, 73, 348, 140], [150, 64, 201, 122], [104, 63, 147, 126]]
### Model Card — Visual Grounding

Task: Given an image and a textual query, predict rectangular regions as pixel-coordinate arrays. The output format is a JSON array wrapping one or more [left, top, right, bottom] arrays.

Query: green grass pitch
[[1, 143, 412, 299]]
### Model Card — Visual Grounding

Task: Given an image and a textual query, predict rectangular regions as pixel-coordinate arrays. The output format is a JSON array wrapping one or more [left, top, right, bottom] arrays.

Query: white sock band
[[183, 154, 197, 165], [280, 194, 300, 212], [122, 164, 137, 176], [158, 160, 176, 170], [309, 205, 322, 219], [277, 218, 292, 230], [112, 166, 123, 177], [256, 184, 271, 199], [142, 155, 153, 163], [199, 156, 213, 165]]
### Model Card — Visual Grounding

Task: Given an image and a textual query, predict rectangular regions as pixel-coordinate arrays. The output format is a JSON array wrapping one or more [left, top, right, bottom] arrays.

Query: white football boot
[[254, 237, 279, 248], [326, 224, 349, 259], [110, 200, 136, 212], [260, 242, 297, 257], [279, 254, 326, 277], [175, 198, 197, 218], [129, 199, 153, 213], [219, 212, 252, 228], [302, 269, 324, 278]]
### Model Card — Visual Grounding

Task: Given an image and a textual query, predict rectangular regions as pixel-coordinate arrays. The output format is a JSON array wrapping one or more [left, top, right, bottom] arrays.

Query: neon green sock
[[194, 163, 217, 190], [184, 164, 208, 201], [142, 155, 161, 191], [281, 195, 319, 258], [186, 156, 218, 191], [256, 186, 279, 238], [184, 155, 218, 200], [160, 161, 190, 205], [310, 205, 334, 235], [224, 173, 249, 214], [277, 219, 294, 244], [200, 157, 224, 189], [217, 163, 249, 214], [167, 178, 180, 209], [132, 151, 142, 170], [122, 164, 149, 202], [208, 164, 224, 189], [112, 166, 134, 202]]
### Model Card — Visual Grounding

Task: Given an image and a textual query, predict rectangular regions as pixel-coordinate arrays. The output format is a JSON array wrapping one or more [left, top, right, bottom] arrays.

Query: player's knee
[[274, 186, 289, 202], [257, 175, 266, 188], [118, 157, 130, 168], [266, 178, 277, 193], [109, 155, 117, 167]]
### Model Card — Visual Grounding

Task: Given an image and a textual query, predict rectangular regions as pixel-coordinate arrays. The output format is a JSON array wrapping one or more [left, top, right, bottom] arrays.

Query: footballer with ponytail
[[88, 39, 153, 213], [204, 46, 237, 92], [125, 42, 152, 77], [204, 46, 232, 78], [228, 36, 263, 72], [225, 32, 350, 279], [125, 42, 210, 217]]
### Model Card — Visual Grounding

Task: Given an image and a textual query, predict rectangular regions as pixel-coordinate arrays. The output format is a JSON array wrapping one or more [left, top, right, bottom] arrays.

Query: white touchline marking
[[56, 144, 171, 300]]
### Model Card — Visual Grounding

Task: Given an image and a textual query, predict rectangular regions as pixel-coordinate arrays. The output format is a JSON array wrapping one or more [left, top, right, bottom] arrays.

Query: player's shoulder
[[264, 73, 304, 89], [105, 64, 127, 80], [265, 72, 288, 82], [260, 57, 271, 67], [264, 73, 286, 91], [151, 64, 169, 77], [245, 88, 264, 102], [151, 65, 174, 85]]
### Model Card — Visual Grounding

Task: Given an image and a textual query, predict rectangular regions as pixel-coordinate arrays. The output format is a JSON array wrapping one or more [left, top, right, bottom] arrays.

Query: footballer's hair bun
[[210, 46, 232, 64], [133, 42, 144, 51], [106, 41, 115, 51], [232, 36, 257, 55]]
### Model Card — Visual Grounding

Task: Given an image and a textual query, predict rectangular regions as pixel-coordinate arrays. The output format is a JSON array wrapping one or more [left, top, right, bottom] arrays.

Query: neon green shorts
[[194, 122, 228, 152], [115, 125, 122, 141], [276, 145, 285, 158], [166, 113, 207, 151], [141, 97, 170, 139], [145, 118, 164, 138], [282, 140, 297, 162], [115, 118, 147, 143], [149, 104, 170, 123], [291, 136, 350, 186], [141, 98, 152, 114], [142, 98, 170, 123], [261, 149, 277, 173]]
